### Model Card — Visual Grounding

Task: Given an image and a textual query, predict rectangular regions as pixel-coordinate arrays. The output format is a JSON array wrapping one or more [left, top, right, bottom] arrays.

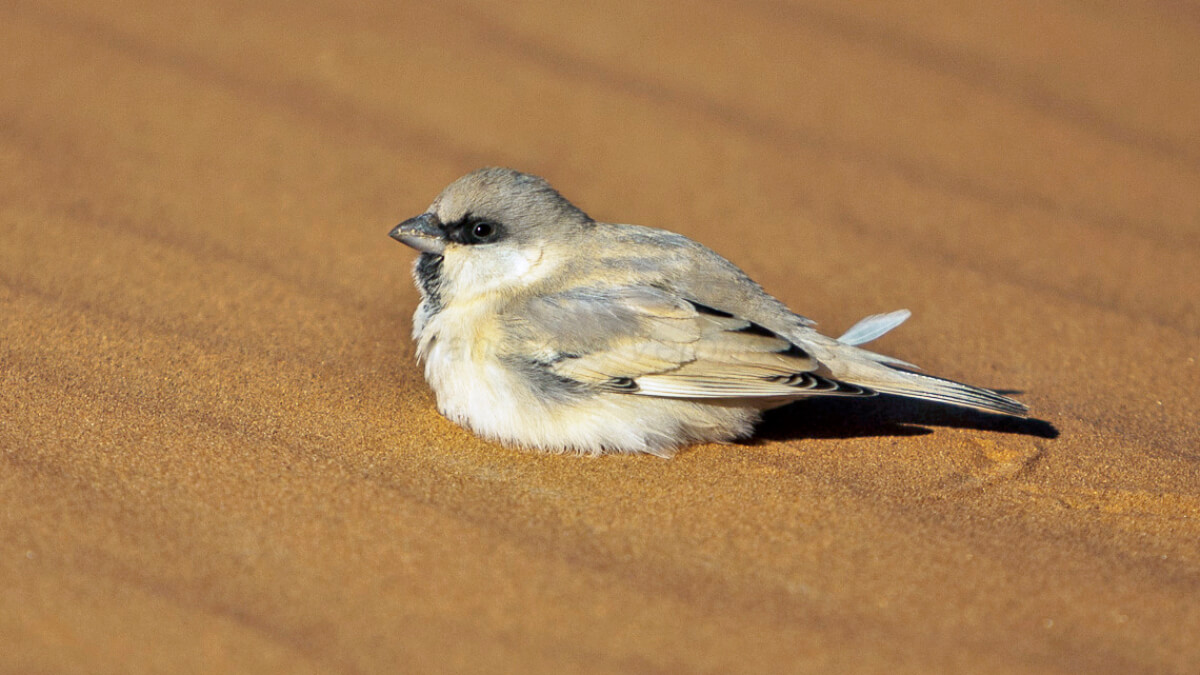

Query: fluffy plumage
[[389, 168, 1027, 456]]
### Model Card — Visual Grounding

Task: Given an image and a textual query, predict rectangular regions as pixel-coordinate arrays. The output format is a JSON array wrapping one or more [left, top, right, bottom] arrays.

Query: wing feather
[[508, 286, 874, 401]]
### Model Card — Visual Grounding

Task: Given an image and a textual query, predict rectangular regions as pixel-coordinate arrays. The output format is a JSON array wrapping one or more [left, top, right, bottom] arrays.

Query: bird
[[388, 167, 1028, 457]]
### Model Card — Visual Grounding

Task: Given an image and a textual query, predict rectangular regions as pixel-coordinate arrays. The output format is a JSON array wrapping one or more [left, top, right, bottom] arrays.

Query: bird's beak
[[389, 213, 447, 254]]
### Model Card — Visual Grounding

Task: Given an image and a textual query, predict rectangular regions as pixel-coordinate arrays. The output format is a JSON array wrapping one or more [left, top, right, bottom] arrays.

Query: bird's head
[[390, 168, 592, 302]]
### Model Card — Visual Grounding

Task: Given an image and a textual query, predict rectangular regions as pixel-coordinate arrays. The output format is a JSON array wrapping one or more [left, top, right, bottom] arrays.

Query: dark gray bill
[[389, 213, 446, 254]]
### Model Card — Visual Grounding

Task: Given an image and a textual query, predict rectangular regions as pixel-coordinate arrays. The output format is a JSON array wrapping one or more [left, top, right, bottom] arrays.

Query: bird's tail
[[855, 367, 1029, 417], [829, 308, 1028, 417]]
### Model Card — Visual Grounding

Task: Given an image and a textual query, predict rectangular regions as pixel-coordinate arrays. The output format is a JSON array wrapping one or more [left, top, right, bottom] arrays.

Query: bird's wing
[[506, 286, 873, 399]]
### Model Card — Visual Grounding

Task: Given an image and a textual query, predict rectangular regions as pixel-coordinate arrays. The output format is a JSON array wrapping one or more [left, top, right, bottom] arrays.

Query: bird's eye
[[472, 222, 494, 239], [460, 218, 502, 244]]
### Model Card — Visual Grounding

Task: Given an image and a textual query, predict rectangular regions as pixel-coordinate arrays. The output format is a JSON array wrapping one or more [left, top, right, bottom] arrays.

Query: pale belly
[[414, 304, 760, 456]]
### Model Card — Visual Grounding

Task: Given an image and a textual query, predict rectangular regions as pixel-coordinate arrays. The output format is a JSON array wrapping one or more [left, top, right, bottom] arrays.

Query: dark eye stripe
[[448, 214, 505, 245]]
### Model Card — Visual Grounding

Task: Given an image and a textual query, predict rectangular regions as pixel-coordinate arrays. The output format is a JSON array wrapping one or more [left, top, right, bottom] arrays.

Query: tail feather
[[809, 309, 1027, 417], [837, 309, 911, 346], [863, 368, 1028, 417]]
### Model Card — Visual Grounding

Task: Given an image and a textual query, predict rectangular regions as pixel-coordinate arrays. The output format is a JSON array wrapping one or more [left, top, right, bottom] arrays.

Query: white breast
[[412, 297, 761, 456], [416, 298, 530, 435]]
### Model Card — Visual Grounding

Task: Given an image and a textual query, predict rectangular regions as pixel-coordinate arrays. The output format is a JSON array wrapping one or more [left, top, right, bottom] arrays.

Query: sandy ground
[[2, 1, 1198, 673]]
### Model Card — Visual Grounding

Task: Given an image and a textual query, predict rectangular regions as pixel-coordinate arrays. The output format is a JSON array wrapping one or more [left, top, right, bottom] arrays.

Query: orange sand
[[2, 1, 1198, 673]]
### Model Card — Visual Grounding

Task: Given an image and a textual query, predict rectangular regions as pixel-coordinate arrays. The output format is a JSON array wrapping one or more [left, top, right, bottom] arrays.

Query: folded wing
[[507, 286, 873, 400]]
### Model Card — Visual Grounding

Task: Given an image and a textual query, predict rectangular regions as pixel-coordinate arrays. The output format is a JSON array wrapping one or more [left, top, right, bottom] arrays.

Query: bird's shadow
[[754, 394, 1059, 442]]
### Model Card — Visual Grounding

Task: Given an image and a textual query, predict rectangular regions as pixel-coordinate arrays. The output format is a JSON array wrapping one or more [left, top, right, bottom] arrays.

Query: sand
[[2, 1, 1198, 672]]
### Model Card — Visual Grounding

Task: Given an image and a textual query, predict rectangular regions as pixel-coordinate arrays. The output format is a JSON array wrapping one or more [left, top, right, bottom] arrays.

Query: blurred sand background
[[2, 1, 1198, 673]]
